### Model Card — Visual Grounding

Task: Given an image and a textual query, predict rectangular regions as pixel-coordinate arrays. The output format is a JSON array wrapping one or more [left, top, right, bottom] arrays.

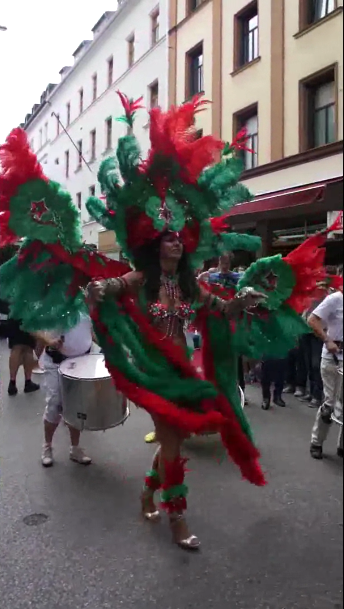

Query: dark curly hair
[[132, 233, 199, 303]]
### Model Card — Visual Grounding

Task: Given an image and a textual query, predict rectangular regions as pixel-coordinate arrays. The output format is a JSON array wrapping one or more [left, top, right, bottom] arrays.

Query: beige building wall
[[174, 0, 214, 135], [170, 0, 343, 200], [284, 0, 343, 157], [244, 153, 343, 196], [221, 0, 273, 166]]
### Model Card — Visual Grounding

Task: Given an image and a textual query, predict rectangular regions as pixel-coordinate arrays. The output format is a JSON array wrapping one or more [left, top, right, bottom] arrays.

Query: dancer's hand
[[243, 289, 267, 310], [85, 281, 106, 307]]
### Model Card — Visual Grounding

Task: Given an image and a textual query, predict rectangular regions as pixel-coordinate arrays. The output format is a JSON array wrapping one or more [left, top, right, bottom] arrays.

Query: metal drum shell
[[59, 355, 129, 432]]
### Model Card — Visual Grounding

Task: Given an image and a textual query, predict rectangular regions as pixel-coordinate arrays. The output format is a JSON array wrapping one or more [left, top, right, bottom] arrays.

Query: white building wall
[[25, 0, 168, 245]]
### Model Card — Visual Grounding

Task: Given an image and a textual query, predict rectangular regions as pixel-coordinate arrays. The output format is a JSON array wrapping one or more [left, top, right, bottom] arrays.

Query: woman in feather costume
[[0, 93, 339, 551]]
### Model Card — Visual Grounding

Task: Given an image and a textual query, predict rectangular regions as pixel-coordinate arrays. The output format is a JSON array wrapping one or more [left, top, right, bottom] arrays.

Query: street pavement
[[0, 340, 343, 609]]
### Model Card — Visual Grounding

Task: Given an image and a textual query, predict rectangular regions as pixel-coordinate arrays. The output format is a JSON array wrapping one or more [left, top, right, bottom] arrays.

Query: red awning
[[229, 183, 326, 217]]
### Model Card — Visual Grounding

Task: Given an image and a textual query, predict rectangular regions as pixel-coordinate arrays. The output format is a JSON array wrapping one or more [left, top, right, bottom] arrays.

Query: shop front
[[229, 146, 343, 264]]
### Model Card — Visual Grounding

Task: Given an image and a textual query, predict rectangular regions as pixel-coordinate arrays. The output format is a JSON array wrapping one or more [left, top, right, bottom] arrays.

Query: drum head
[[59, 354, 110, 380]]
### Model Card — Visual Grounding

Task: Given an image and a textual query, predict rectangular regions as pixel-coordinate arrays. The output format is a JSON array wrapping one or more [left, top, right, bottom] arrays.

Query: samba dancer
[[87, 233, 265, 549], [0, 94, 337, 553]]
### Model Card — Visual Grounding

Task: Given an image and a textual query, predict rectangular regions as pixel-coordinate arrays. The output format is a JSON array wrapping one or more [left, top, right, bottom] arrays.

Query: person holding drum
[[33, 315, 93, 467]]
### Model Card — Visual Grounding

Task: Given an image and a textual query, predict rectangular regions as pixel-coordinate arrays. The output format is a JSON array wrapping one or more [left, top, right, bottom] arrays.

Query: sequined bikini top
[[149, 273, 195, 338]]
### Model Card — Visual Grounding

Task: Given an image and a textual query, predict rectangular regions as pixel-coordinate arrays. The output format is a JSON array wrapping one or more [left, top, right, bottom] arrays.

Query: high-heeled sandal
[[169, 514, 200, 551], [141, 490, 161, 522]]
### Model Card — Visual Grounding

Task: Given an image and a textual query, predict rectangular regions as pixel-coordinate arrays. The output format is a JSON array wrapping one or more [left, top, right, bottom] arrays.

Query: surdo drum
[[59, 354, 129, 432]]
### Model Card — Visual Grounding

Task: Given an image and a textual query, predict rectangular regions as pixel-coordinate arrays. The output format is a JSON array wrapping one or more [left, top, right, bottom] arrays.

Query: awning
[[230, 178, 343, 217], [229, 183, 325, 218]]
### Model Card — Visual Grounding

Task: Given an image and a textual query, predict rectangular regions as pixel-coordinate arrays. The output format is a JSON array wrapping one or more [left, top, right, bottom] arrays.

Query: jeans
[[286, 344, 308, 390], [261, 358, 286, 401], [298, 334, 323, 399], [311, 358, 343, 448]]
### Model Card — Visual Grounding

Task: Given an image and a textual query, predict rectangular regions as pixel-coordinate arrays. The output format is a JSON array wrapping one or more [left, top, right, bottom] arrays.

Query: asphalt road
[[0, 340, 343, 609]]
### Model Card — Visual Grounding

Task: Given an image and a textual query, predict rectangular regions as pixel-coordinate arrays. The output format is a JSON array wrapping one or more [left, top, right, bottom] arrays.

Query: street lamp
[[0, 25, 7, 31]]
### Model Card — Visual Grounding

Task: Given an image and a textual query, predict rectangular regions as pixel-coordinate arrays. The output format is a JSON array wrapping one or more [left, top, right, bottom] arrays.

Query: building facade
[[169, 0, 343, 259], [22, 0, 168, 256]]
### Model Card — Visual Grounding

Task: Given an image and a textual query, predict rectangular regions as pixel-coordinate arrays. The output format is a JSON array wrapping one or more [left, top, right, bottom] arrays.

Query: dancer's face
[[219, 253, 233, 272], [160, 233, 183, 261]]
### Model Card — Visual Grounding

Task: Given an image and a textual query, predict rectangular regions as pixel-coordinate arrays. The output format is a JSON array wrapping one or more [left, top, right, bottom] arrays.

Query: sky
[[0, 1, 117, 143]]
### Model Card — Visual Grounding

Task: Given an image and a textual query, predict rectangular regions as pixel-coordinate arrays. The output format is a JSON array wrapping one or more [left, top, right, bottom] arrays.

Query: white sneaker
[[42, 444, 54, 467], [69, 446, 92, 465]]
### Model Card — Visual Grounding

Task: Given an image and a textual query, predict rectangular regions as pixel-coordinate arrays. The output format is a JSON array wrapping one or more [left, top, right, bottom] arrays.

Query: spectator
[[261, 357, 286, 410], [7, 317, 40, 396], [309, 288, 343, 459]]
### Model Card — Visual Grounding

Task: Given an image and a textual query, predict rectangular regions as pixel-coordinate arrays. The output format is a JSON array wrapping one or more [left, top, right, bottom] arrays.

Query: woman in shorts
[[7, 318, 40, 396]]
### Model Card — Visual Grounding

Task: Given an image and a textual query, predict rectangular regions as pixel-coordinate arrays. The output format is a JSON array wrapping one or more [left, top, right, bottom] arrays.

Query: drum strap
[[46, 347, 91, 365]]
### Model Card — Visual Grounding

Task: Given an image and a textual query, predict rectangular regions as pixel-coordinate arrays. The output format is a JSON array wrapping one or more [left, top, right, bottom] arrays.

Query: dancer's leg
[[154, 416, 199, 550], [141, 446, 161, 520]]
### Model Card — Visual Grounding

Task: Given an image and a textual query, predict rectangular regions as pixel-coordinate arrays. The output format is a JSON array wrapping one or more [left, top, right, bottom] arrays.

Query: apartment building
[[22, 0, 168, 255], [169, 0, 343, 259]]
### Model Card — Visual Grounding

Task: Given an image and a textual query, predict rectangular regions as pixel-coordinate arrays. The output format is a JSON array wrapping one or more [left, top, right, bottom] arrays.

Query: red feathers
[[146, 95, 224, 184], [231, 127, 255, 154], [116, 91, 144, 127], [284, 216, 343, 314], [210, 213, 232, 234], [0, 128, 47, 245]]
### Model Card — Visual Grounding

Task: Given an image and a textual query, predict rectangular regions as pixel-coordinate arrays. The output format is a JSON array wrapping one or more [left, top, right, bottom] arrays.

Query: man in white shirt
[[308, 290, 343, 460], [35, 316, 93, 467]]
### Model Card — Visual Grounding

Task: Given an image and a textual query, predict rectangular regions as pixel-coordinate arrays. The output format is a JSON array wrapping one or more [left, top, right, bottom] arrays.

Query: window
[[151, 9, 160, 45], [234, 106, 258, 170], [195, 129, 203, 139], [44, 122, 48, 143], [30, 138, 34, 150], [313, 83, 336, 146], [39, 128, 43, 149], [66, 102, 71, 126], [77, 140, 83, 169], [301, 68, 337, 150], [128, 35, 135, 68], [107, 56, 113, 87], [188, 0, 205, 11], [311, 0, 336, 22], [90, 129, 96, 161], [234, 2, 259, 69], [89, 185, 96, 197], [105, 117, 112, 150], [187, 44, 204, 98], [79, 88, 84, 114], [76, 192, 82, 211], [149, 81, 159, 108], [65, 150, 70, 178], [56, 114, 60, 136], [92, 74, 97, 102]]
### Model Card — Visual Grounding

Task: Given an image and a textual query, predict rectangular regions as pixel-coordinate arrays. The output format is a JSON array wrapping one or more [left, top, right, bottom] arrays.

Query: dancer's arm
[[86, 271, 144, 305], [198, 286, 266, 317]]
